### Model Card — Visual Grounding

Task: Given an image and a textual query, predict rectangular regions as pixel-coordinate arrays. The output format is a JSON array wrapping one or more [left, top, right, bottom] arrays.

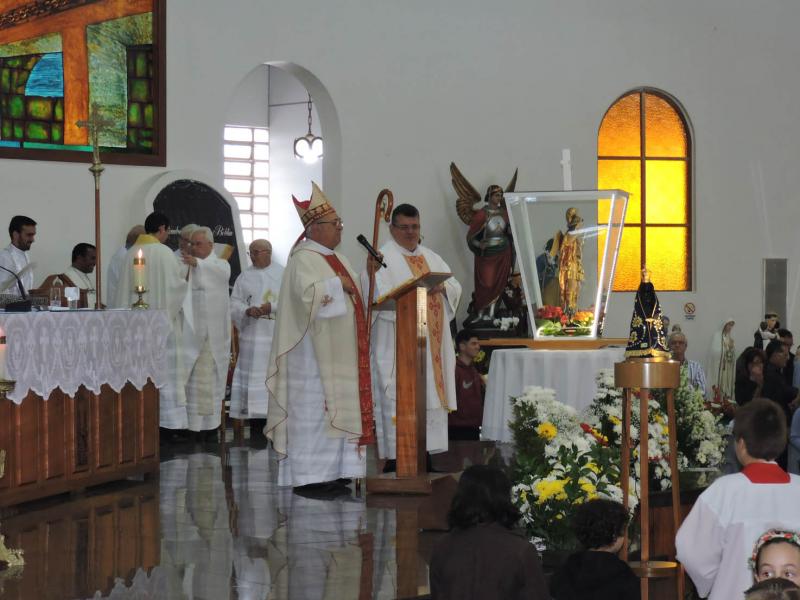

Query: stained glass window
[[598, 89, 692, 291], [224, 126, 269, 245]]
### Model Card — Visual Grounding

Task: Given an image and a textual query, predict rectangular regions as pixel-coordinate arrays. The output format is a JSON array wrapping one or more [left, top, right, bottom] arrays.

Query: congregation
[[2, 181, 800, 600]]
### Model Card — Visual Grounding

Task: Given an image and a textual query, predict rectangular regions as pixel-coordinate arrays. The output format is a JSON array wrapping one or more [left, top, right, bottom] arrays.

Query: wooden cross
[[76, 103, 115, 309]]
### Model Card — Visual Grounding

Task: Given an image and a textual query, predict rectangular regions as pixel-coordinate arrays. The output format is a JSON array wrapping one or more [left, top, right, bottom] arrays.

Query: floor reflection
[[0, 441, 485, 600]]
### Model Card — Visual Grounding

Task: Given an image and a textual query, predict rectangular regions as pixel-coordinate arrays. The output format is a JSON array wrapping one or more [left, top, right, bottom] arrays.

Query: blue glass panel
[[26, 53, 64, 98]]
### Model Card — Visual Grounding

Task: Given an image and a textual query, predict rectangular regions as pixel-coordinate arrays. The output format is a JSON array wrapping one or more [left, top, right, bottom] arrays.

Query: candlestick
[[133, 249, 146, 289]]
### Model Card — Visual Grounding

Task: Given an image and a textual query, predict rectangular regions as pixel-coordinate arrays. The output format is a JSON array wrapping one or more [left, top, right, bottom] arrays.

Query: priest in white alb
[[178, 226, 231, 437], [113, 212, 189, 435], [230, 238, 283, 421], [106, 224, 145, 305], [0, 215, 36, 295], [266, 182, 376, 492], [370, 203, 462, 471], [63, 242, 98, 307]]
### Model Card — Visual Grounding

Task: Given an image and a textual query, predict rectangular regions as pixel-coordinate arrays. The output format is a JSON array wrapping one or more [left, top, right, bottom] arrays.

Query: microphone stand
[[0, 265, 31, 312]]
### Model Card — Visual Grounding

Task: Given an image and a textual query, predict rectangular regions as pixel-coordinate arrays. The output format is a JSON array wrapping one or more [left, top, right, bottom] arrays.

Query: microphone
[[356, 234, 387, 268], [0, 264, 27, 298]]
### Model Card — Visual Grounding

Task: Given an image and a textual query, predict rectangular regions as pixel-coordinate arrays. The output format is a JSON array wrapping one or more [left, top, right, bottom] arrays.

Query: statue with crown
[[264, 182, 377, 492], [624, 268, 672, 360]]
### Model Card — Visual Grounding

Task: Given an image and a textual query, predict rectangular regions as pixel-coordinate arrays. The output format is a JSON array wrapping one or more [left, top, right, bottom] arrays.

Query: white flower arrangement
[[493, 316, 520, 331]]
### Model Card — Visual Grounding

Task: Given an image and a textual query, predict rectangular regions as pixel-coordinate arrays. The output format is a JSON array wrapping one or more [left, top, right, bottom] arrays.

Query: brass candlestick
[[132, 285, 149, 309]]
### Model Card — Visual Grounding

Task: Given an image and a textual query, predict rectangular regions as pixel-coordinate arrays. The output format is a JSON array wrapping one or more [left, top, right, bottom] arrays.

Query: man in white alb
[[178, 227, 231, 438], [370, 203, 462, 471], [230, 239, 283, 423], [64, 243, 98, 308], [113, 212, 189, 437], [106, 225, 145, 305], [0, 215, 36, 295], [266, 182, 377, 492]]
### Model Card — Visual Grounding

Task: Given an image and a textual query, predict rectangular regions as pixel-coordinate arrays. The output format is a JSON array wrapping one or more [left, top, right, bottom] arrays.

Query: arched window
[[598, 89, 692, 291]]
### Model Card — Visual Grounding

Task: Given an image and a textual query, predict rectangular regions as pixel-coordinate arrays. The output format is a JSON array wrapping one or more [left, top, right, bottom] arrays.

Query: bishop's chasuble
[[265, 239, 374, 486], [370, 238, 462, 459]]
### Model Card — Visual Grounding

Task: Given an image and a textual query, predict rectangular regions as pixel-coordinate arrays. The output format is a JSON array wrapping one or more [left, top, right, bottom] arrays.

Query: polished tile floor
[[0, 439, 495, 600]]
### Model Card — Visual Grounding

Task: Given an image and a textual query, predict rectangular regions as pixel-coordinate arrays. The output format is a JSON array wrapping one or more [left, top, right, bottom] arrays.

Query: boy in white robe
[[676, 398, 800, 600], [230, 239, 283, 421], [178, 227, 231, 435], [369, 203, 462, 470]]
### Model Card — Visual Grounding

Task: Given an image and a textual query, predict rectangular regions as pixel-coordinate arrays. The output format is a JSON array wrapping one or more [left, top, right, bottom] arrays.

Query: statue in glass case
[[450, 162, 520, 329], [550, 207, 585, 316]]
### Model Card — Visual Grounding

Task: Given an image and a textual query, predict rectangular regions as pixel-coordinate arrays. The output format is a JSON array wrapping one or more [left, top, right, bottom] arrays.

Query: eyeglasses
[[392, 223, 420, 232], [317, 218, 344, 227]]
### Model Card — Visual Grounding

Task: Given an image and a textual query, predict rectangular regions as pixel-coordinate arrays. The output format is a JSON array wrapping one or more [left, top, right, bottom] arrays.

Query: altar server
[[265, 182, 375, 491], [230, 239, 283, 421], [370, 203, 462, 468], [113, 212, 189, 428], [106, 225, 145, 305], [676, 398, 800, 600], [178, 226, 231, 435]]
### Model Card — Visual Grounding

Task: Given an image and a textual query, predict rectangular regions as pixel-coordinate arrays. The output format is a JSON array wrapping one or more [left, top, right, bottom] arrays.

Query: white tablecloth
[[482, 347, 626, 442], [0, 309, 170, 404]]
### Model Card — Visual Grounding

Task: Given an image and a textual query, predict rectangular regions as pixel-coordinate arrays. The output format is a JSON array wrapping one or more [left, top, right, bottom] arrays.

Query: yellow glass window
[[597, 89, 692, 291]]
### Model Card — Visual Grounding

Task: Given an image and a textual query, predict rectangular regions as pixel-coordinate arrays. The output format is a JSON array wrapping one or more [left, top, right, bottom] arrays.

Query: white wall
[[3, 0, 800, 365]]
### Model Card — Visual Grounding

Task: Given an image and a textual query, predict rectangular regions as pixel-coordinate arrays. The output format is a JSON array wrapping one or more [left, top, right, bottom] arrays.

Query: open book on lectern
[[372, 271, 452, 311]]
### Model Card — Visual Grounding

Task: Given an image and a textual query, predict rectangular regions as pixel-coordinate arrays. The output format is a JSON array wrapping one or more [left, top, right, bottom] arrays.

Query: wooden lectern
[[366, 271, 454, 495]]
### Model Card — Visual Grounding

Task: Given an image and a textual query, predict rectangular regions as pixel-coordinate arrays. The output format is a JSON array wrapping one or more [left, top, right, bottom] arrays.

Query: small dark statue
[[624, 268, 671, 359], [450, 162, 526, 336]]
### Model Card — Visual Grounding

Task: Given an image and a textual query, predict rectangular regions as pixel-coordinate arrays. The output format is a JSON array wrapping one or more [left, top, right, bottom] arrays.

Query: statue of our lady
[[624, 269, 671, 359], [707, 319, 736, 401]]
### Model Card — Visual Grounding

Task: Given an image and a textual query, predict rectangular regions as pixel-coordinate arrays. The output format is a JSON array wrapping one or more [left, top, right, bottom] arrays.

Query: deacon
[[230, 239, 284, 422], [371, 203, 462, 471], [106, 225, 145, 305], [179, 227, 231, 438], [113, 212, 190, 435], [266, 183, 375, 492], [0, 215, 36, 295], [64, 243, 98, 308]]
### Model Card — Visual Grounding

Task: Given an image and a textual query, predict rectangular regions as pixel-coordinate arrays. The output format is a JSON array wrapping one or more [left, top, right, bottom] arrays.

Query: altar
[[482, 346, 625, 443], [0, 309, 168, 508]]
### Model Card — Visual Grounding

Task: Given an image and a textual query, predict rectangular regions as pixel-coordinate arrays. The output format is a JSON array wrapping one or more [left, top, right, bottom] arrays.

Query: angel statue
[[450, 162, 518, 327], [551, 207, 585, 316]]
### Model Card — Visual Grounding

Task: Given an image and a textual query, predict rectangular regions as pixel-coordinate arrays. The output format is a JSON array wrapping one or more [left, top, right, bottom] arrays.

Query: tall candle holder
[[132, 285, 149, 309]]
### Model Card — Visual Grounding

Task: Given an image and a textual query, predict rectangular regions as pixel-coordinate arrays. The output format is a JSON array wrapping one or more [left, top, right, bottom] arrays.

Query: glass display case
[[505, 190, 628, 339]]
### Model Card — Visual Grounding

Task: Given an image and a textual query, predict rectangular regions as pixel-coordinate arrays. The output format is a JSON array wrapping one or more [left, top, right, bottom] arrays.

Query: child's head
[[750, 530, 800, 583], [745, 577, 800, 600], [571, 498, 628, 552], [733, 398, 788, 463]]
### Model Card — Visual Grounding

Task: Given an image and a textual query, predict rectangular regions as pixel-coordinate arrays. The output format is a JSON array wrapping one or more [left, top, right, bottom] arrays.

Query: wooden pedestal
[[0, 381, 160, 509], [615, 358, 683, 600]]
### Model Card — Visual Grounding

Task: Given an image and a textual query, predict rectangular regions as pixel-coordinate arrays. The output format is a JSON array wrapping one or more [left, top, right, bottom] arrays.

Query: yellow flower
[[534, 478, 569, 504], [578, 477, 596, 495], [585, 462, 600, 475], [536, 422, 557, 441], [609, 415, 621, 426]]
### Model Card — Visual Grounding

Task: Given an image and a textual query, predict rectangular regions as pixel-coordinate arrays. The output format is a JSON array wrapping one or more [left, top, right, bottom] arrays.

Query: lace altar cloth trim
[[0, 309, 170, 405]]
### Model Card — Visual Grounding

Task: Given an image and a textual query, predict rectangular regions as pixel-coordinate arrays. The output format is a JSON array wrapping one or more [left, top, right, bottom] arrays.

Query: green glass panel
[[139, 129, 152, 139], [128, 129, 137, 146], [1, 69, 10, 92], [16, 70, 29, 89], [139, 139, 152, 149], [13, 122, 23, 138], [51, 123, 62, 143], [130, 79, 149, 102], [2, 121, 11, 138], [26, 122, 48, 141], [6, 58, 20, 68], [128, 103, 141, 126], [136, 52, 148, 78], [54, 99, 63, 121], [27, 98, 52, 120], [9, 96, 24, 118], [144, 104, 153, 128], [127, 53, 135, 73]]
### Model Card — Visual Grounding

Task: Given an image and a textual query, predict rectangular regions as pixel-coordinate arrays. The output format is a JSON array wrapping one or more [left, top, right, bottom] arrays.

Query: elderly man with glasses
[[229, 239, 284, 427]]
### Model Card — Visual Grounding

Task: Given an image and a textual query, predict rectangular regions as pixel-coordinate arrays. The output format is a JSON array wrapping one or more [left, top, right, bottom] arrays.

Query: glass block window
[[597, 89, 692, 291], [223, 126, 269, 245], [126, 45, 155, 151]]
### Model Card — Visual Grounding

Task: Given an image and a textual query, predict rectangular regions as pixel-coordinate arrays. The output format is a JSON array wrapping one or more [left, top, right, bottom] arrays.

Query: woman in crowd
[[736, 347, 766, 406]]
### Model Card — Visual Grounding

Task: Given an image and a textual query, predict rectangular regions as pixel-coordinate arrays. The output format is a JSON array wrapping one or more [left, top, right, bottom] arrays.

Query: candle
[[133, 249, 146, 290], [0, 328, 6, 381]]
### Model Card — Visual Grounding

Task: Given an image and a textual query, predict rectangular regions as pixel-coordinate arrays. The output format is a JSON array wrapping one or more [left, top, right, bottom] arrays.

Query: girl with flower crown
[[750, 530, 800, 584]]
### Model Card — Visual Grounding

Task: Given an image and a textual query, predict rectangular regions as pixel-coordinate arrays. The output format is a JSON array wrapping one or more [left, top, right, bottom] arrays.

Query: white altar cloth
[[482, 347, 626, 443], [0, 309, 170, 404]]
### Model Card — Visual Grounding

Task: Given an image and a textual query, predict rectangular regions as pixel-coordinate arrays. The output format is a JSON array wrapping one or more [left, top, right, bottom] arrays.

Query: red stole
[[322, 254, 375, 446]]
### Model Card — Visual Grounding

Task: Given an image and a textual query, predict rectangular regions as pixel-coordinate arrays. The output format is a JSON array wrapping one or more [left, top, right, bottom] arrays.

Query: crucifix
[[76, 103, 114, 309]]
